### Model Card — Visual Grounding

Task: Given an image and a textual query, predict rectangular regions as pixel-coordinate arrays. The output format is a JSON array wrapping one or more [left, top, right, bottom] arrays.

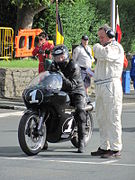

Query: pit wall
[[0, 68, 38, 98]]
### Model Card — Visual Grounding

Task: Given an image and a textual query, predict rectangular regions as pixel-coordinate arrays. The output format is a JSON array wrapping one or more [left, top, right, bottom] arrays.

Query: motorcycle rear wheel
[[18, 111, 46, 156], [71, 112, 93, 148]]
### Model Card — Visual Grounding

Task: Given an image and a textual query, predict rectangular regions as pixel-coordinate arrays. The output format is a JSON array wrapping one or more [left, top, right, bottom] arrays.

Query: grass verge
[[0, 58, 38, 68]]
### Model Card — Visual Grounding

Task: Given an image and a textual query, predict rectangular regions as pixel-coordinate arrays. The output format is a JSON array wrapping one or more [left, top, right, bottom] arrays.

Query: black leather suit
[[50, 59, 87, 146]]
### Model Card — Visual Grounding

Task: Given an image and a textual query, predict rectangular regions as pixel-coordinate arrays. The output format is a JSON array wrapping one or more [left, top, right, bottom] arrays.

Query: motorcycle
[[18, 71, 94, 156]]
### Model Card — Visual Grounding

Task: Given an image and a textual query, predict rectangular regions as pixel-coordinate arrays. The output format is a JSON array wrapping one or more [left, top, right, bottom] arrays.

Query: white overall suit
[[93, 40, 124, 151]]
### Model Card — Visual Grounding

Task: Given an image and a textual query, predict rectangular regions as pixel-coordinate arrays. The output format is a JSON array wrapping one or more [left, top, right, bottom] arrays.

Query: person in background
[[32, 32, 54, 150], [72, 35, 95, 94], [32, 32, 54, 73], [91, 24, 124, 158], [123, 54, 128, 69], [120, 53, 128, 83], [50, 44, 87, 153]]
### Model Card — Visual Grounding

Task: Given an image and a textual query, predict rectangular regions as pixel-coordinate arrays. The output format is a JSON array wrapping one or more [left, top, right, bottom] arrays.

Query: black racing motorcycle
[[18, 71, 94, 156]]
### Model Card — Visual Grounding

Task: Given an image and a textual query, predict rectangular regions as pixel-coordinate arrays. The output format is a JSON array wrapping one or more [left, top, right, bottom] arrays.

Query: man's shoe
[[101, 150, 121, 158], [91, 147, 110, 156]]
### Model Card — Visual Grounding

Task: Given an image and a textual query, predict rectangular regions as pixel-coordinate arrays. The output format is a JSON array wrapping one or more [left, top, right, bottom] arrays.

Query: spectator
[[123, 53, 128, 69], [72, 35, 95, 94], [91, 24, 124, 158], [32, 32, 54, 73]]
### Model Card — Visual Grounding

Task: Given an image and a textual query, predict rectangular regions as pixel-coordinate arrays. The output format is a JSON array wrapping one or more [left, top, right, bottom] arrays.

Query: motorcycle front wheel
[[18, 111, 46, 156], [71, 112, 93, 148]]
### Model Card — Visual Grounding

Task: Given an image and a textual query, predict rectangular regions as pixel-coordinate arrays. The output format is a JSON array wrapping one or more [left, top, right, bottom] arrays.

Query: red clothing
[[123, 54, 128, 69], [32, 41, 54, 73], [120, 54, 128, 82]]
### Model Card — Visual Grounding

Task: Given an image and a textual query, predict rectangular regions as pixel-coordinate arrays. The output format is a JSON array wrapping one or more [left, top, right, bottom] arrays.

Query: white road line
[[123, 102, 135, 106], [0, 156, 135, 167], [100, 160, 118, 164], [48, 159, 118, 165], [0, 111, 23, 118]]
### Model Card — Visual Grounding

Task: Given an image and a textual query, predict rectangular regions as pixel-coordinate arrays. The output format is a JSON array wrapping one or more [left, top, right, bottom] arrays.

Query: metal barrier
[[0, 27, 14, 60]]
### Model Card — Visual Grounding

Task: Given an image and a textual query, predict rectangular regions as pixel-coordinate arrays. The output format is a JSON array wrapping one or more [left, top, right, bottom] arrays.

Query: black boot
[[78, 140, 85, 153], [77, 122, 86, 153]]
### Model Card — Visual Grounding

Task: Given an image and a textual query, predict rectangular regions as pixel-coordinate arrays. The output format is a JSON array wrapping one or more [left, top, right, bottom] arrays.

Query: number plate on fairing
[[25, 89, 44, 105], [61, 117, 74, 138]]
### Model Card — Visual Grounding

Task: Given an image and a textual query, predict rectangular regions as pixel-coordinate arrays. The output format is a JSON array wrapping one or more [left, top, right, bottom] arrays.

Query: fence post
[[0, 27, 14, 60]]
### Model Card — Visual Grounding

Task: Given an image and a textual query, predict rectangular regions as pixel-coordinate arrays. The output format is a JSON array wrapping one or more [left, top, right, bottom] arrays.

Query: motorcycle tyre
[[71, 112, 93, 148], [18, 111, 46, 156], [42, 140, 48, 150]]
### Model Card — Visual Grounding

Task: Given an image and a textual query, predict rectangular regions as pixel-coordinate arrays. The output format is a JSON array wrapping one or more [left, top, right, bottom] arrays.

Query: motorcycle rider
[[50, 44, 87, 153]]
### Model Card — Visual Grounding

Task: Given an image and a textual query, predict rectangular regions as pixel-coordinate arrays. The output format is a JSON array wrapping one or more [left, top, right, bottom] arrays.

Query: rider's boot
[[78, 122, 86, 153]]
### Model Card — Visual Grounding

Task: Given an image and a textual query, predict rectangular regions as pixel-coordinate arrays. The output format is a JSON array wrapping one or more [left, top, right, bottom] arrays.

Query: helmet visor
[[53, 54, 65, 63]]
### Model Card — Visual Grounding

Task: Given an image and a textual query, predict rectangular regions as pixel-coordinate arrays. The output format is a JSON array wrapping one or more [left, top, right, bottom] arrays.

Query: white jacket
[[93, 40, 124, 81], [73, 44, 95, 69]]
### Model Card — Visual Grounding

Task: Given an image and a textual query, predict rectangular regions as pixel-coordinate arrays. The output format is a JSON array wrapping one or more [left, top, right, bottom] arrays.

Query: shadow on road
[[0, 146, 25, 157], [0, 145, 93, 159]]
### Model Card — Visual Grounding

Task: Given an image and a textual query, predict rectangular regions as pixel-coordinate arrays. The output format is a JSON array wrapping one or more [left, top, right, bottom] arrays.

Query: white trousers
[[95, 79, 123, 151]]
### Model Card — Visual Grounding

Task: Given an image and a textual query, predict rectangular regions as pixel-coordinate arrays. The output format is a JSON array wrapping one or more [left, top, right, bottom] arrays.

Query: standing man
[[91, 24, 124, 158], [32, 32, 54, 73], [72, 35, 95, 94]]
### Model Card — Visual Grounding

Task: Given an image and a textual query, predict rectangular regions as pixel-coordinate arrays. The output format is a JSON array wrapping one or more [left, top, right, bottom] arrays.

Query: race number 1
[[29, 90, 39, 103]]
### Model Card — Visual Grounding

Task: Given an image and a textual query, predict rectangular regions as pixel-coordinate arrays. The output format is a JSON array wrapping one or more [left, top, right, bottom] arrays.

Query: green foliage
[[0, 1, 16, 29], [131, 39, 135, 53], [33, 0, 106, 49], [117, 0, 135, 53], [59, 1, 97, 48], [1, 0, 135, 53], [90, 0, 110, 21], [10, 0, 51, 9], [33, 3, 56, 40], [90, 0, 135, 53]]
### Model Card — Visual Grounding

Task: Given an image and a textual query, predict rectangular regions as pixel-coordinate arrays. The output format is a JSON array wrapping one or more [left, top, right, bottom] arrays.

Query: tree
[[1, 0, 135, 53], [10, 0, 54, 35], [0, 0, 17, 28], [33, 0, 107, 49]]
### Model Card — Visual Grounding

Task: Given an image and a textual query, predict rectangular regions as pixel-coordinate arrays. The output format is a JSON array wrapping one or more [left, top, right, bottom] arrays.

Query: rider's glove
[[45, 49, 50, 55], [58, 71, 73, 90], [49, 62, 59, 72]]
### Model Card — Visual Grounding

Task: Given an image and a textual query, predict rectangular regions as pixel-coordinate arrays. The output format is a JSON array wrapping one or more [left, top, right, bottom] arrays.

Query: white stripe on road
[[49, 159, 135, 167], [123, 102, 135, 106], [0, 156, 135, 167], [0, 111, 23, 118]]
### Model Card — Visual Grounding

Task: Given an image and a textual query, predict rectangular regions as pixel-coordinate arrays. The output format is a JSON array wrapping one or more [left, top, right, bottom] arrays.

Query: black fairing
[[23, 87, 70, 110], [22, 71, 70, 110]]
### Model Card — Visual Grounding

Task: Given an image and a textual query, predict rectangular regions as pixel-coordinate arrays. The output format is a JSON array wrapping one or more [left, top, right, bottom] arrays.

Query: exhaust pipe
[[66, 102, 95, 113], [83, 102, 95, 111]]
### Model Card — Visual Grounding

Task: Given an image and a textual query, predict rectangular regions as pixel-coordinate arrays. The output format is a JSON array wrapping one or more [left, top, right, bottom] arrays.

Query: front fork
[[37, 110, 49, 136]]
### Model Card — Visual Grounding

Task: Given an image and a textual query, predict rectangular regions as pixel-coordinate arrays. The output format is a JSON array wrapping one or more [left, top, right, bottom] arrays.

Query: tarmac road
[[0, 100, 135, 180]]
